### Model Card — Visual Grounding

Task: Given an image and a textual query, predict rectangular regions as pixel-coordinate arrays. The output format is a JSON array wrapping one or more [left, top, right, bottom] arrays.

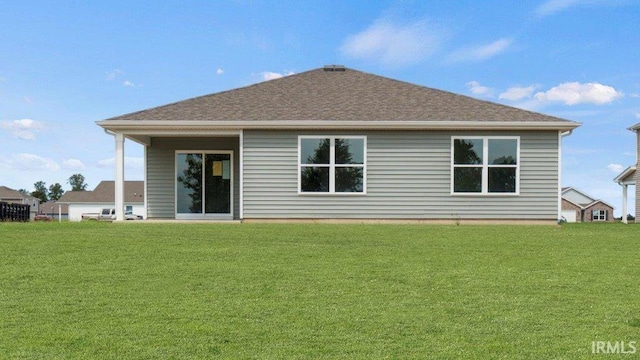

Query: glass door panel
[[205, 154, 231, 214], [176, 153, 203, 214], [176, 151, 232, 218]]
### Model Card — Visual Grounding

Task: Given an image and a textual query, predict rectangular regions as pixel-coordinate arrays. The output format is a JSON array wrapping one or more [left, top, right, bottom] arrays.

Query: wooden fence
[[0, 202, 31, 222]]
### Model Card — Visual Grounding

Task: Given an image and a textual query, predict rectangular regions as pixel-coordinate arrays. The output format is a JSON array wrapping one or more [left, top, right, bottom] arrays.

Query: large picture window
[[299, 136, 366, 194], [452, 136, 519, 195]]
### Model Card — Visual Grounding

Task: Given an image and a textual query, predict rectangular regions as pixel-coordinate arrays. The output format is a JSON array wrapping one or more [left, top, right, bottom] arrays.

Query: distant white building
[[57, 181, 144, 221]]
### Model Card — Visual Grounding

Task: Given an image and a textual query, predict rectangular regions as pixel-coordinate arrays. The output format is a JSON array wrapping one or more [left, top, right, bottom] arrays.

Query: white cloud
[[216, 68, 224, 75], [63, 159, 86, 170], [123, 80, 135, 87], [260, 71, 295, 81], [607, 163, 624, 173], [499, 85, 538, 101], [106, 69, 124, 81], [340, 17, 446, 66], [466, 81, 493, 97], [1, 119, 45, 140], [535, 0, 618, 16], [0, 153, 60, 172], [635, 112, 640, 119], [449, 38, 513, 63], [534, 82, 622, 105], [97, 156, 144, 170], [535, 0, 582, 16]]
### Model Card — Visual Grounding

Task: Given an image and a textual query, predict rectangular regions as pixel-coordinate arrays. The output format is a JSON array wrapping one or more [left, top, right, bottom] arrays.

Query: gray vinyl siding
[[243, 130, 560, 220], [146, 137, 240, 219]]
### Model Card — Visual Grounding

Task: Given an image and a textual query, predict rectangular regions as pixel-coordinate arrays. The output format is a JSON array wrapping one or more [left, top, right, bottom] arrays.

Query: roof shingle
[[58, 181, 144, 204], [103, 67, 576, 124]]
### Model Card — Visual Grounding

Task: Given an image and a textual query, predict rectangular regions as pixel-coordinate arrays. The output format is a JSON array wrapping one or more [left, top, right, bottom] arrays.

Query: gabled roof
[[583, 199, 615, 210], [561, 187, 614, 209], [0, 186, 36, 202], [58, 181, 144, 204], [613, 165, 635, 185], [0, 186, 25, 200], [562, 186, 594, 198], [561, 186, 596, 203], [98, 66, 580, 134]]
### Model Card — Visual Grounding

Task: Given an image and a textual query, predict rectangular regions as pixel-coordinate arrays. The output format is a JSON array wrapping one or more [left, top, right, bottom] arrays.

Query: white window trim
[[592, 209, 607, 221], [298, 135, 367, 195], [175, 150, 234, 220], [451, 136, 520, 196]]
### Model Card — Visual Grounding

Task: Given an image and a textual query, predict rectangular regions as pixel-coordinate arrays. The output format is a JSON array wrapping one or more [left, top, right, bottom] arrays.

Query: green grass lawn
[[1, 222, 638, 359]]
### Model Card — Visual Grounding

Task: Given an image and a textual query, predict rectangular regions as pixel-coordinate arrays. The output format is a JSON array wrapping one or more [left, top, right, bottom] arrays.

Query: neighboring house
[[613, 165, 635, 223], [0, 186, 40, 220], [561, 187, 614, 222], [38, 201, 69, 221], [57, 181, 144, 221], [96, 66, 580, 222]]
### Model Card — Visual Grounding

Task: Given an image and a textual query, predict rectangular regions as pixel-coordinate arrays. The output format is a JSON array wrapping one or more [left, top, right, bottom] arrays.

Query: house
[[613, 165, 635, 223], [38, 201, 69, 221], [0, 186, 40, 220], [96, 66, 580, 222], [561, 187, 614, 222], [613, 121, 640, 223], [57, 181, 144, 221]]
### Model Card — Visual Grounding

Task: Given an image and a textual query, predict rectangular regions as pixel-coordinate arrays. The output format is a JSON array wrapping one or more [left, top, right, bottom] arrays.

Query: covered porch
[[105, 128, 242, 221], [613, 165, 636, 224]]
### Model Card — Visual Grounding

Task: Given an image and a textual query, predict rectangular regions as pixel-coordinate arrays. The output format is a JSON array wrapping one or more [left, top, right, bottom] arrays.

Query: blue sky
[[1, 0, 638, 215]]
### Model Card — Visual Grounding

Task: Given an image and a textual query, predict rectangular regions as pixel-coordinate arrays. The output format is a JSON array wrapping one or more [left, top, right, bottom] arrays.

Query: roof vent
[[323, 65, 346, 72]]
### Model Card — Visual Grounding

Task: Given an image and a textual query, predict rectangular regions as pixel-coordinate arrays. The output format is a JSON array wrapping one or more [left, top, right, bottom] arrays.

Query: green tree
[[176, 154, 203, 212], [31, 181, 48, 202], [301, 139, 363, 192], [68, 173, 88, 191], [48, 183, 64, 201], [453, 139, 483, 193]]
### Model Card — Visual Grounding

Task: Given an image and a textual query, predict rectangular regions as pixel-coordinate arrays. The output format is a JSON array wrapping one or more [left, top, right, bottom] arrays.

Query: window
[[592, 209, 607, 221], [452, 136, 519, 195], [299, 136, 366, 194]]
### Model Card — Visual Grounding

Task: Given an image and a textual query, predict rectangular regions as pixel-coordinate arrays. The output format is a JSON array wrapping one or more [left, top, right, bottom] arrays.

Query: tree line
[[19, 173, 88, 202]]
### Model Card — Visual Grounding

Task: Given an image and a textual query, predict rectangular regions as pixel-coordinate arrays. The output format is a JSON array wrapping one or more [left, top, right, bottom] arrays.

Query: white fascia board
[[613, 165, 636, 184], [97, 119, 581, 132], [627, 122, 640, 132]]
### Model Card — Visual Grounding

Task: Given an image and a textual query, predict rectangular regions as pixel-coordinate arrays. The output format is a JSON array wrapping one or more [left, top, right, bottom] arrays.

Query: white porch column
[[622, 184, 628, 224], [115, 133, 125, 221]]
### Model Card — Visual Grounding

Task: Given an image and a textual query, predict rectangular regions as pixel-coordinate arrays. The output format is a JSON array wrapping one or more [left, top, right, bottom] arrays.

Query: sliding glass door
[[176, 151, 232, 219]]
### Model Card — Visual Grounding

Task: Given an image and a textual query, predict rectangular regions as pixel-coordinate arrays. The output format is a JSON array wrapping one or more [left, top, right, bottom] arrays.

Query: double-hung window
[[299, 136, 366, 194], [452, 136, 519, 195]]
